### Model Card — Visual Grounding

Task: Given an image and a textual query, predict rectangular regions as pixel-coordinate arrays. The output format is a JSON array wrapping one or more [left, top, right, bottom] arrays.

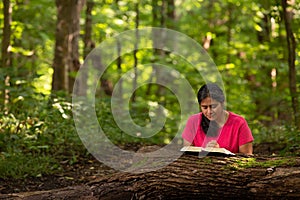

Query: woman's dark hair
[[197, 83, 225, 104], [197, 83, 225, 136]]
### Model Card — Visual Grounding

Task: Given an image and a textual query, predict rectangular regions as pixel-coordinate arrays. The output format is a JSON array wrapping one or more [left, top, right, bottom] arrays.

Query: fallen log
[[1, 154, 300, 200]]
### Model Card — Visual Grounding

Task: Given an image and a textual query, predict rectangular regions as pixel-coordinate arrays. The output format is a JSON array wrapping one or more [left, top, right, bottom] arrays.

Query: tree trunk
[[146, 0, 159, 95], [83, 0, 95, 59], [116, 39, 123, 98], [1, 0, 12, 113], [1, 0, 11, 70], [68, 0, 85, 94], [52, 0, 70, 92], [166, 0, 175, 29], [202, 1, 214, 51], [52, 0, 85, 94], [87, 155, 300, 199], [77, 0, 95, 96], [281, 0, 299, 129], [256, 0, 271, 43], [151, 0, 167, 98], [114, 1, 123, 99], [131, 2, 139, 102], [1, 155, 300, 199]]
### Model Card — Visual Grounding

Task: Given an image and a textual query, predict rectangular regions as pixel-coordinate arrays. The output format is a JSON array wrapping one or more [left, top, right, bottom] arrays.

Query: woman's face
[[200, 97, 224, 121]]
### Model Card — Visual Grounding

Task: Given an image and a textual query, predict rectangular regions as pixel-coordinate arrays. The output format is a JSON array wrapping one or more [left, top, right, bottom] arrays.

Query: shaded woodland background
[[0, 0, 300, 181]]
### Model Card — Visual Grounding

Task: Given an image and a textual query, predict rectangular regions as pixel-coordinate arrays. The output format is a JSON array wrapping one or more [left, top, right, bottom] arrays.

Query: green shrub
[[0, 153, 60, 179]]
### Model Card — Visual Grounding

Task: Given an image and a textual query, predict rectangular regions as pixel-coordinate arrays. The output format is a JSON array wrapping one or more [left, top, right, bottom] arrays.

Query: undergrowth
[[0, 93, 299, 179]]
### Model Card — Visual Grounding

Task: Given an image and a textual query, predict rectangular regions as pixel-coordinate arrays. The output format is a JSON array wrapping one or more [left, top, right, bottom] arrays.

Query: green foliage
[[96, 96, 181, 145], [0, 154, 60, 179], [249, 121, 300, 155], [0, 0, 300, 180], [0, 92, 181, 178], [0, 94, 86, 178]]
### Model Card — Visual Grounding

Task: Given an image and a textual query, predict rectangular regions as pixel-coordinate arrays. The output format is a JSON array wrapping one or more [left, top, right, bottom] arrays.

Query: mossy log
[[1, 154, 300, 200]]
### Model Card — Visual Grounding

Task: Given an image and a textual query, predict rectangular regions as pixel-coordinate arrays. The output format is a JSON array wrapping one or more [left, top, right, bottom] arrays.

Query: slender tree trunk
[[152, 0, 159, 27], [281, 0, 299, 129], [115, 0, 123, 99], [257, 0, 271, 43], [117, 39, 123, 98], [166, 0, 175, 29], [146, 0, 159, 95], [79, 0, 95, 96], [52, 0, 70, 92], [202, 1, 213, 51], [1, 0, 11, 69], [83, 0, 95, 59], [222, 2, 233, 96], [1, 0, 12, 114], [52, 0, 85, 94], [68, 0, 85, 94], [154, 0, 166, 97], [160, 0, 166, 28], [132, 2, 139, 102], [226, 3, 233, 65]]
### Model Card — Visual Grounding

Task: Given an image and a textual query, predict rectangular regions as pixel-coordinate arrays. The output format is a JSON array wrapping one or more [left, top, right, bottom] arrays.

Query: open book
[[180, 146, 235, 156]]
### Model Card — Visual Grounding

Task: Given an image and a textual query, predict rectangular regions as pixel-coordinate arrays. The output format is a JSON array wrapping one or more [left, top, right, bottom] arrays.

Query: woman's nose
[[207, 107, 212, 114]]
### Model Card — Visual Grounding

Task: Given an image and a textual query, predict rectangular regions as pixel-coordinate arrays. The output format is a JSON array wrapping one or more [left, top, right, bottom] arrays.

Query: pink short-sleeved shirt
[[182, 112, 254, 153]]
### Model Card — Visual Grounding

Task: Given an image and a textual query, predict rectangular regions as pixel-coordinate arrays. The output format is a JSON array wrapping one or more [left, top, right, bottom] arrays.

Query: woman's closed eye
[[211, 104, 218, 109], [201, 104, 219, 109]]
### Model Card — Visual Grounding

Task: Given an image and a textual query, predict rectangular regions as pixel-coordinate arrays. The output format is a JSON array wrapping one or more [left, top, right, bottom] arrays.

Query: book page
[[202, 147, 235, 155], [180, 146, 235, 155], [180, 146, 203, 152]]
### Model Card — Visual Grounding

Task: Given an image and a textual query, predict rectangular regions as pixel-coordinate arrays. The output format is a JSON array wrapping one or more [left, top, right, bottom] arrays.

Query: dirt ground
[[0, 143, 144, 194], [0, 155, 116, 194]]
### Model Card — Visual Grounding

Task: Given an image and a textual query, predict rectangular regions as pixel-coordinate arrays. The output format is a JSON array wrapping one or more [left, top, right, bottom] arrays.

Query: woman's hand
[[183, 139, 192, 146], [206, 140, 220, 148]]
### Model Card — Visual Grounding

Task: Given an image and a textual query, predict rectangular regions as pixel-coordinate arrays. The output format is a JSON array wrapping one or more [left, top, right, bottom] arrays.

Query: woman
[[182, 83, 254, 155]]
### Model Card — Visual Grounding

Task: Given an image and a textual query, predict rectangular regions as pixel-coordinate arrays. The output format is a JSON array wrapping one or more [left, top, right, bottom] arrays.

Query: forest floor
[[0, 143, 142, 194], [0, 155, 116, 194], [0, 142, 292, 195]]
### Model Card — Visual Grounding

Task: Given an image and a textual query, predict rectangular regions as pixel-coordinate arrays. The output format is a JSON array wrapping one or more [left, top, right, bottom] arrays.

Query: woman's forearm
[[239, 142, 253, 155]]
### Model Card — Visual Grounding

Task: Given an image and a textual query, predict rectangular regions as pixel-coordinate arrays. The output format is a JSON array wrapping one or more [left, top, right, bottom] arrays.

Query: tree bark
[[83, 0, 95, 59], [52, 0, 85, 94], [281, 0, 299, 129], [166, 0, 175, 29], [150, 0, 167, 98], [131, 2, 139, 102], [77, 0, 95, 96], [1, 0, 12, 113], [68, 0, 85, 94], [1, 155, 300, 199]]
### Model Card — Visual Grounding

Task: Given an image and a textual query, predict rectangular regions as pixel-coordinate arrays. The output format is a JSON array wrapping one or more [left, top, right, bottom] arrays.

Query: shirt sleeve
[[182, 115, 199, 144], [238, 120, 254, 146]]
